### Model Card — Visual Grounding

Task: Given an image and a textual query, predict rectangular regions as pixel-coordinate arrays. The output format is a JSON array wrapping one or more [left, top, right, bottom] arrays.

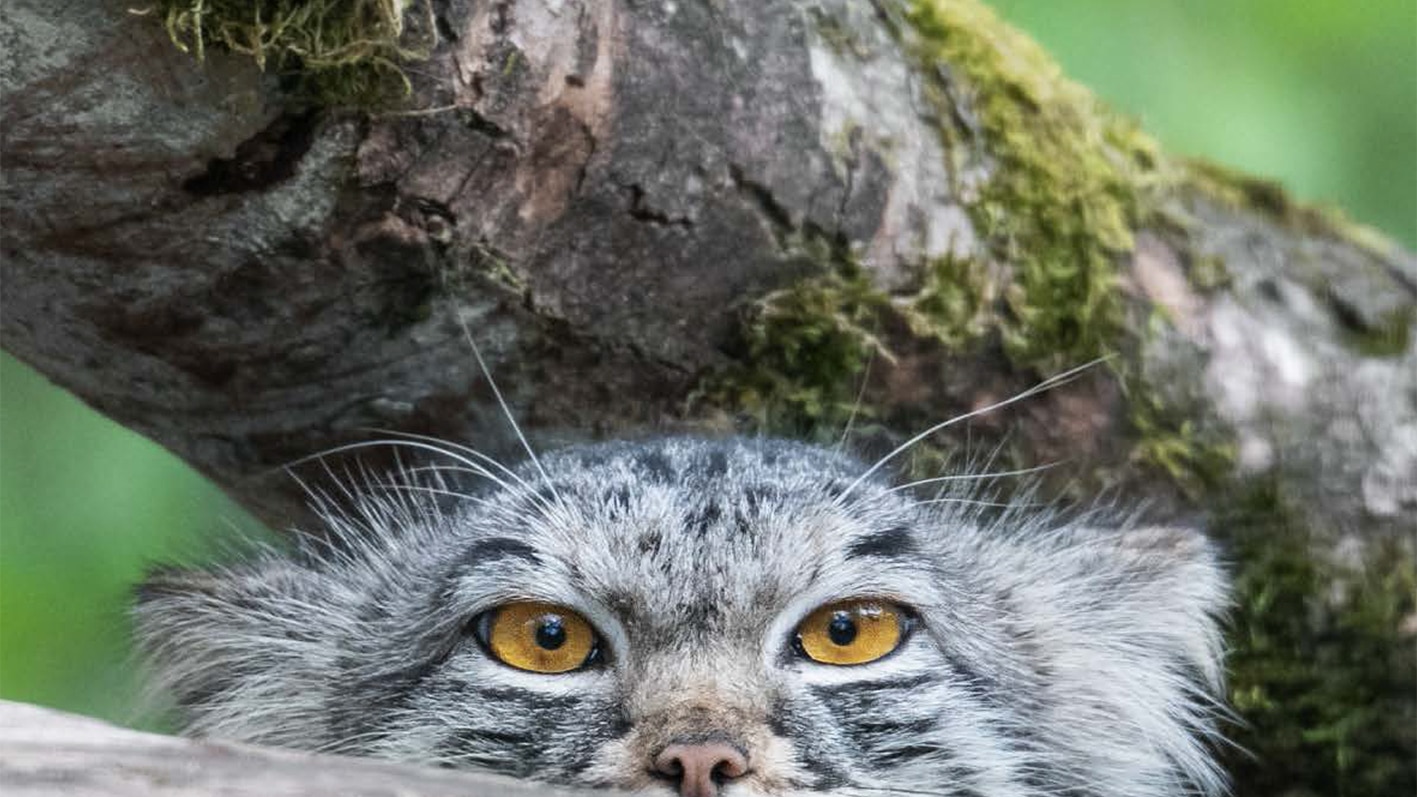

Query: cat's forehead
[[546, 436, 866, 487], [457, 438, 925, 629]]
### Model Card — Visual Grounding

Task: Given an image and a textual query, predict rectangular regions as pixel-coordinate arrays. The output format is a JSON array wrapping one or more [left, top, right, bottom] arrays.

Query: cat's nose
[[653, 741, 749, 797]]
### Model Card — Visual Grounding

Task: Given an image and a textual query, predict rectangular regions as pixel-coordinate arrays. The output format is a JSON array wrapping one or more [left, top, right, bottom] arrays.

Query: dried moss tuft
[[154, 0, 432, 107]]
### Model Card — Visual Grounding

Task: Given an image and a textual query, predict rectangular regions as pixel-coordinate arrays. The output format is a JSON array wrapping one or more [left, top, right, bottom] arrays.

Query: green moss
[[1221, 482, 1417, 797], [705, 0, 1208, 465], [893, 0, 1243, 497], [1126, 395, 1234, 498], [900, 0, 1160, 372], [1117, 315, 1237, 496], [154, 0, 433, 107], [901, 254, 997, 350], [697, 269, 890, 440], [463, 241, 525, 294]]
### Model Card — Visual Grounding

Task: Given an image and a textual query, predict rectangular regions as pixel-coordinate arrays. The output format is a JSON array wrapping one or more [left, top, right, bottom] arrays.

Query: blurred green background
[[1, 0, 1414, 747]]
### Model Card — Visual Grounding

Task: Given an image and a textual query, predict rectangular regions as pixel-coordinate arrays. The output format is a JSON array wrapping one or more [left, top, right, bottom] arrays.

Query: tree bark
[[3, 0, 1414, 792], [4, 0, 1414, 534]]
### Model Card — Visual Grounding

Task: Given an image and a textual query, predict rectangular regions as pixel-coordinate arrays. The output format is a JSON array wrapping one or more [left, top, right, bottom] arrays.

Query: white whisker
[[283, 439, 518, 495], [834, 357, 1108, 505], [887, 461, 1062, 494], [914, 497, 1045, 509], [453, 309, 563, 507], [357, 427, 532, 493], [366, 481, 492, 508], [837, 345, 877, 452]]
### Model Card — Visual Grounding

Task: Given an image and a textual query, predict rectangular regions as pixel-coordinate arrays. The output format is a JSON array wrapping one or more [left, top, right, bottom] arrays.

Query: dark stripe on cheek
[[436, 692, 619, 780], [452, 727, 536, 747], [768, 698, 852, 789], [938, 650, 1011, 713], [438, 725, 540, 778], [807, 674, 944, 761], [875, 743, 944, 765], [847, 717, 939, 736], [845, 525, 918, 560], [474, 686, 584, 712], [809, 672, 941, 699]]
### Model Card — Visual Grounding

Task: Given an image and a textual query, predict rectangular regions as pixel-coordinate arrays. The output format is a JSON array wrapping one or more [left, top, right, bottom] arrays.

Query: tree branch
[[0, 700, 600, 796], [4, 0, 1411, 535]]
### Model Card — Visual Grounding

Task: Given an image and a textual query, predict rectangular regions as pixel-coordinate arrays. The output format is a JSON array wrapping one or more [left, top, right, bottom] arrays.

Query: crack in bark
[[727, 164, 852, 266], [458, 108, 511, 140], [834, 125, 863, 234], [571, 120, 597, 197], [182, 112, 320, 196], [490, 0, 514, 36], [623, 184, 693, 228], [431, 0, 460, 43], [728, 163, 795, 242]]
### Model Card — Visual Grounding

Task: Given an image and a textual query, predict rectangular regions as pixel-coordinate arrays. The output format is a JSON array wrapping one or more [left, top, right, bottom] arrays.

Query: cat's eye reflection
[[474, 601, 601, 673], [794, 599, 907, 665]]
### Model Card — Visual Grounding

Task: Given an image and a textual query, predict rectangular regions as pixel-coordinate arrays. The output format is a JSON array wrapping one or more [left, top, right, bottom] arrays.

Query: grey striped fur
[[135, 436, 1228, 796]]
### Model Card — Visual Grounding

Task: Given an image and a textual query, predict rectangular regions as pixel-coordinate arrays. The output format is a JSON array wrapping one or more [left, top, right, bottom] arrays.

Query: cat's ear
[[1103, 523, 1228, 687], [1035, 521, 1229, 693], [133, 561, 343, 744], [1006, 521, 1229, 795]]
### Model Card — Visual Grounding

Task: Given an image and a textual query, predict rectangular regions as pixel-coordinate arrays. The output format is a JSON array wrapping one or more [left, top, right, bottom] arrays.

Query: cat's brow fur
[[135, 436, 1229, 796]]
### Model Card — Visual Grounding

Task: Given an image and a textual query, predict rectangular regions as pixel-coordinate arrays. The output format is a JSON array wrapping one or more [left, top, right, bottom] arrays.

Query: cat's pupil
[[535, 617, 567, 650], [828, 612, 857, 646]]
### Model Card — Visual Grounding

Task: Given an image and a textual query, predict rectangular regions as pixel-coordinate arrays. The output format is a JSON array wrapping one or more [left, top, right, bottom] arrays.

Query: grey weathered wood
[[0, 700, 601, 796]]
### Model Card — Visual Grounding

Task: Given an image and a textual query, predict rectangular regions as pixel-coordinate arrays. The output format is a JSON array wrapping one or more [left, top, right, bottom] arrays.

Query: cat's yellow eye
[[482, 601, 599, 674], [795, 600, 904, 666]]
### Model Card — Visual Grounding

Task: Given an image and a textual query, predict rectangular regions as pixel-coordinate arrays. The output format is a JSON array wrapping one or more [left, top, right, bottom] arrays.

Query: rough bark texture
[[0, 700, 598, 796], [4, 0, 1413, 531], [3, 0, 1414, 794]]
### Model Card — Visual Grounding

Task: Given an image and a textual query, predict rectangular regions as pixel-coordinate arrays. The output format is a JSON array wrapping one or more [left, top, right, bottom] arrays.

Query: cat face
[[135, 437, 1227, 797]]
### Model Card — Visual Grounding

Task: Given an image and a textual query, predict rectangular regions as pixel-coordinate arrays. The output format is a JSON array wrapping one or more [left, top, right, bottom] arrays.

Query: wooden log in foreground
[[0, 700, 598, 797]]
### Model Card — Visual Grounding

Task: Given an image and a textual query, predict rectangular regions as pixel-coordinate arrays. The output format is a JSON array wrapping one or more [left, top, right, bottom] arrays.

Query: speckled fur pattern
[[135, 436, 1229, 796]]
